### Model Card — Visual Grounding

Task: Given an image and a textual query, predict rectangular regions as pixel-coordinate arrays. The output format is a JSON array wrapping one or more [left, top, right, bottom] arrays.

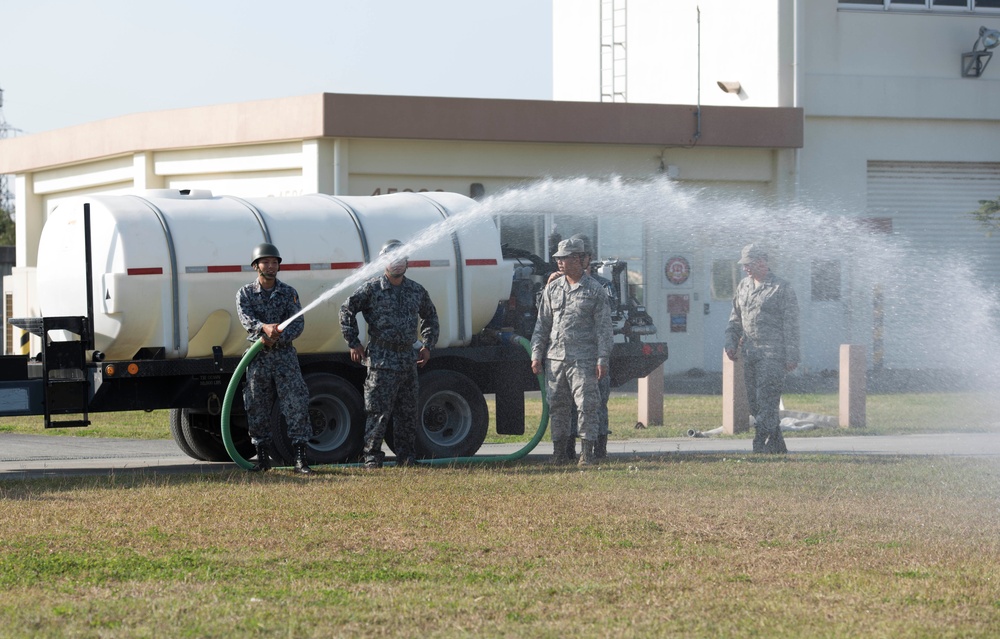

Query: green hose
[[221, 338, 263, 470], [221, 333, 548, 470]]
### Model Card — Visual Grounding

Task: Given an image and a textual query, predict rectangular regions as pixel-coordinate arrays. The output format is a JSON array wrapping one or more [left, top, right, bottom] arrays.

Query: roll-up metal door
[[867, 161, 1000, 284], [866, 161, 1000, 370]]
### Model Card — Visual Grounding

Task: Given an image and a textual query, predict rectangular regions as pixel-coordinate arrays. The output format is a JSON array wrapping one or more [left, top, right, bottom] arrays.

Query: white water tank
[[36, 190, 511, 360]]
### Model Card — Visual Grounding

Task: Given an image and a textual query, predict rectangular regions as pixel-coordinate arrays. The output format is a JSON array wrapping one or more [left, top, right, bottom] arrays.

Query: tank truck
[[0, 190, 667, 465]]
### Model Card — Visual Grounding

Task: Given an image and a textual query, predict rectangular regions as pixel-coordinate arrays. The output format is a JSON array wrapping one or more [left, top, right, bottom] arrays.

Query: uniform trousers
[[244, 348, 312, 445], [546, 359, 600, 442], [742, 354, 788, 453], [363, 365, 419, 461]]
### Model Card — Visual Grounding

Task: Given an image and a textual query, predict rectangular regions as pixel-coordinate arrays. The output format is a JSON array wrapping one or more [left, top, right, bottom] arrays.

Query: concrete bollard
[[637, 364, 664, 427], [722, 350, 750, 434], [839, 344, 866, 428]]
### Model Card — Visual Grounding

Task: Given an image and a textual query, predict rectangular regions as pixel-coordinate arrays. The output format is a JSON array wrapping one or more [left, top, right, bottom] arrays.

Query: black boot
[[551, 438, 573, 465], [249, 442, 272, 473], [764, 429, 788, 454], [595, 434, 608, 460], [293, 444, 314, 475], [565, 436, 578, 463]]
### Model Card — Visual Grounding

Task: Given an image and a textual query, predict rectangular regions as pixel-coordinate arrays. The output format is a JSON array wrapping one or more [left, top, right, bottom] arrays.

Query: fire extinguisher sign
[[662, 254, 691, 289]]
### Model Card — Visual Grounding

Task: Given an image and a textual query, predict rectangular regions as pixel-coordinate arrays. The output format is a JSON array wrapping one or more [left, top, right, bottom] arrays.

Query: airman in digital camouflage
[[531, 237, 614, 467], [725, 243, 800, 454], [340, 240, 440, 469], [237, 242, 314, 474], [546, 233, 615, 461]]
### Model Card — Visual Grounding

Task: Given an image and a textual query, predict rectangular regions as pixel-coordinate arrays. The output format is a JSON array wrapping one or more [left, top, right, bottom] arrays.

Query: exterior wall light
[[717, 81, 742, 94], [961, 26, 1000, 78]]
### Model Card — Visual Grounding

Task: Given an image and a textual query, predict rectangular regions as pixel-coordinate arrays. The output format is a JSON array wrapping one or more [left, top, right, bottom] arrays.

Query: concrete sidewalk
[[0, 434, 218, 478], [1, 431, 998, 479]]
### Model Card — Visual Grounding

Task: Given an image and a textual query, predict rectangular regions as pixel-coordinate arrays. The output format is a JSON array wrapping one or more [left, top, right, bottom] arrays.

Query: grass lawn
[[0, 456, 997, 637], [0, 391, 997, 442], [486, 391, 1000, 443], [1, 392, 999, 636]]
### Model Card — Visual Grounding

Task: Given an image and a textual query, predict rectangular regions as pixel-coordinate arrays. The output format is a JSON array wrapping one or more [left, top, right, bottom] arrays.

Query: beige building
[[0, 93, 800, 372]]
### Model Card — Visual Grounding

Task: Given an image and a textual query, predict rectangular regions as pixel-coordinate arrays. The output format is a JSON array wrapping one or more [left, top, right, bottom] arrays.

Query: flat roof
[[0, 93, 803, 174]]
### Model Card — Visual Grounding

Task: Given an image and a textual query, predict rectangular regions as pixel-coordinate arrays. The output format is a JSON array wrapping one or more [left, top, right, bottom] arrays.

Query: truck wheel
[[180, 409, 255, 462], [169, 408, 202, 460], [413, 370, 488, 459], [269, 373, 365, 465]]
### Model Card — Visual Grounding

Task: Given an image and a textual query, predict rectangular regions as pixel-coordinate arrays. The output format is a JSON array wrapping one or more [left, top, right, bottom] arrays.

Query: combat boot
[[564, 436, 578, 463], [551, 438, 573, 465], [595, 434, 608, 461], [249, 442, 272, 473], [293, 444, 314, 475], [764, 430, 788, 454], [578, 439, 596, 467]]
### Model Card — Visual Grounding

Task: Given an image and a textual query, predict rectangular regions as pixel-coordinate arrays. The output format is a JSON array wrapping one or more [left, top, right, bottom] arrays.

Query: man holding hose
[[237, 242, 314, 474]]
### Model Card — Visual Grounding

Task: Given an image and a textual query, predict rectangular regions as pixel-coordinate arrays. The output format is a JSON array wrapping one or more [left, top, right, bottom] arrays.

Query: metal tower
[[0, 86, 18, 214], [600, 0, 627, 103]]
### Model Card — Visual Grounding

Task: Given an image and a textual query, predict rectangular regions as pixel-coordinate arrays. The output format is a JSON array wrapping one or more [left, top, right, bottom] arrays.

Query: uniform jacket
[[725, 272, 800, 364], [236, 279, 305, 347], [340, 274, 440, 371]]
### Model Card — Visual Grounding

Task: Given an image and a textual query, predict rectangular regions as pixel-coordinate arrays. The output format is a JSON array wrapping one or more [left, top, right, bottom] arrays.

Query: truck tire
[[269, 373, 365, 465], [178, 409, 254, 462], [169, 408, 202, 460], [412, 370, 488, 459]]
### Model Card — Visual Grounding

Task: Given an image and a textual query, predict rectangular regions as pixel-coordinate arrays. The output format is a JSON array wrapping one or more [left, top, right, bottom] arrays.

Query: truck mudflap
[[609, 341, 668, 388]]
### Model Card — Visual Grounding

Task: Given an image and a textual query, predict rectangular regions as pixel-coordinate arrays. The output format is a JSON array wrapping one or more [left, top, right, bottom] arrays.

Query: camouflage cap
[[569, 233, 593, 255], [553, 238, 586, 258], [737, 243, 767, 265]]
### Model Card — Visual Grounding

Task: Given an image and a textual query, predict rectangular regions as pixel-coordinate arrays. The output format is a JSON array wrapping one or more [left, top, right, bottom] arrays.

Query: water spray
[[276, 201, 495, 332], [224, 199, 552, 470]]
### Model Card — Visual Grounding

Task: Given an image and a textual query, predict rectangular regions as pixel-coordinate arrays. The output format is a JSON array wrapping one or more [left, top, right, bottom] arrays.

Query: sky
[[0, 0, 552, 136]]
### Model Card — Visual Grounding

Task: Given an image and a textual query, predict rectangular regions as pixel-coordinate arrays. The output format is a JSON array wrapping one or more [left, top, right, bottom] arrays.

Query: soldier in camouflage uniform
[[531, 238, 614, 467], [725, 244, 800, 454], [237, 242, 314, 474], [340, 240, 440, 469], [547, 234, 615, 461]]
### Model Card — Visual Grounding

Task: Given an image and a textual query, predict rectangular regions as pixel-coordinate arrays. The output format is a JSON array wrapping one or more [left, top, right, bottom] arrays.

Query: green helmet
[[379, 239, 406, 258], [251, 242, 282, 267]]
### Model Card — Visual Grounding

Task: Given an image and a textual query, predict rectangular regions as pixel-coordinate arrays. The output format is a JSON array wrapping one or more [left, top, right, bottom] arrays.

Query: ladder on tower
[[600, 0, 627, 103]]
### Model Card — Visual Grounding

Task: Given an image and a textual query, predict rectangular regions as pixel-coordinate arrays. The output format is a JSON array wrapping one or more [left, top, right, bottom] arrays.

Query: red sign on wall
[[664, 256, 691, 286]]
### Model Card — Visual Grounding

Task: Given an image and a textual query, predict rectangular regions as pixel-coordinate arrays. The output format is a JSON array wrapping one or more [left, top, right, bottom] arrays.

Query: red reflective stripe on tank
[[127, 267, 163, 275], [280, 263, 310, 271], [330, 262, 364, 270], [407, 260, 432, 267], [206, 265, 242, 273], [465, 259, 498, 266]]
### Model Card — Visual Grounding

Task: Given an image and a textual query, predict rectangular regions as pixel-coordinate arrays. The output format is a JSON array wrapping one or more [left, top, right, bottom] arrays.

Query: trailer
[[0, 190, 667, 465]]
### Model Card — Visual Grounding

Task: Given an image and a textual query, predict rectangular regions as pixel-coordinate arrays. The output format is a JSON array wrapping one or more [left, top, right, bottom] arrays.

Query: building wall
[[553, 0, 788, 107], [551, 0, 1000, 374]]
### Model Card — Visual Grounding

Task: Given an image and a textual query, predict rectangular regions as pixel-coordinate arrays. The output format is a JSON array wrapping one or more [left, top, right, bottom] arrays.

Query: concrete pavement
[[1, 431, 998, 479]]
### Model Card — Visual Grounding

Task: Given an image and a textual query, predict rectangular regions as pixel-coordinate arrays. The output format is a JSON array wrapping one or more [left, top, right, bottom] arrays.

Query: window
[[811, 260, 842, 302], [840, 0, 1000, 10], [499, 213, 547, 261], [711, 260, 739, 301]]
